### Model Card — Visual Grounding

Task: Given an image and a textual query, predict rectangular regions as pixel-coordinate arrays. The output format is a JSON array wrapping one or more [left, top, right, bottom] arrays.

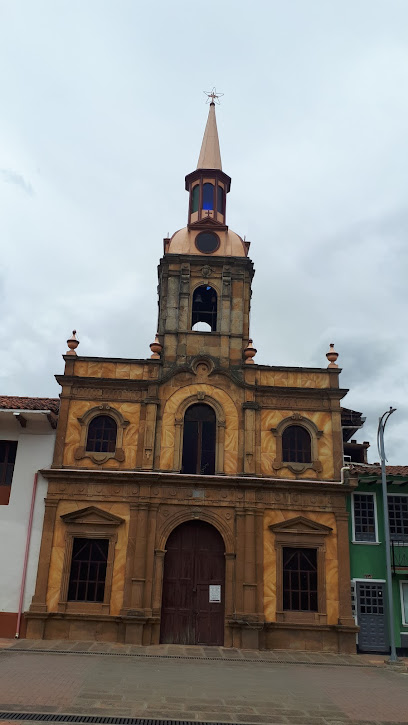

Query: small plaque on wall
[[209, 585, 221, 602]]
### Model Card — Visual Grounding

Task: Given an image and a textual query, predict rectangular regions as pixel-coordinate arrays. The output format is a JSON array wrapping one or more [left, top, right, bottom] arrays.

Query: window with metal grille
[[283, 547, 318, 611], [353, 493, 377, 542], [67, 538, 109, 602], [0, 441, 17, 505], [282, 425, 311, 463], [86, 415, 117, 453], [358, 583, 384, 614], [388, 495, 408, 541]]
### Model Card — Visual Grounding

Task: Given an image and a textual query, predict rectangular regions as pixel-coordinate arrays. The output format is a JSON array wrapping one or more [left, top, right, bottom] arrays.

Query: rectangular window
[[353, 493, 377, 542], [67, 538, 109, 602], [388, 496, 408, 542], [282, 547, 318, 612], [400, 581, 408, 626], [0, 440, 18, 505]]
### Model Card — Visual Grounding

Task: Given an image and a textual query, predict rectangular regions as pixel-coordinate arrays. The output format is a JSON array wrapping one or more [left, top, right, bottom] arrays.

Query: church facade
[[26, 100, 357, 652]]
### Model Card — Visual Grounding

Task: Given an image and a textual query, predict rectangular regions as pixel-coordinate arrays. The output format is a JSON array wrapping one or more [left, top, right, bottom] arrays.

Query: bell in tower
[[159, 91, 254, 367]]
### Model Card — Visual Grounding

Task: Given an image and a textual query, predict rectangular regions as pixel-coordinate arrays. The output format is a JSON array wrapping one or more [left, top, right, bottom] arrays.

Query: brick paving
[[0, 640, 407, 724]]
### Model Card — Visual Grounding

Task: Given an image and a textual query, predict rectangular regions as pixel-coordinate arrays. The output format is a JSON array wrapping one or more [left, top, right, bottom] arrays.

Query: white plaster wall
[[0, 424, 55, 613]]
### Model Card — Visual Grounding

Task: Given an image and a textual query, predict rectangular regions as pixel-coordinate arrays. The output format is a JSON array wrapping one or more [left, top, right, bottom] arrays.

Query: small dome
[[167, 227, 248, 257]]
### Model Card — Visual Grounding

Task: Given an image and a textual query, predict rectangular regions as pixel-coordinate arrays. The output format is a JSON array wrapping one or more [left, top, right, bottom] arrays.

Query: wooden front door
[[160, 520, 225, 645]]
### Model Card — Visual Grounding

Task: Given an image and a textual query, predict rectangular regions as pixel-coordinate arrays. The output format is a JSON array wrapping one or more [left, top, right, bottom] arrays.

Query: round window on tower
[[195, 232, 220, 254]]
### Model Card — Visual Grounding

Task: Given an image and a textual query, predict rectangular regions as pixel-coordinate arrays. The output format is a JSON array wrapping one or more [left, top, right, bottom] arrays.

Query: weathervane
[[204, 87, 224, 105]]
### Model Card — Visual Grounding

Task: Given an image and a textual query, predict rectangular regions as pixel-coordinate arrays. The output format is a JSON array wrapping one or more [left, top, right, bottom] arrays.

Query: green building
[[348, 464, 408, 654]]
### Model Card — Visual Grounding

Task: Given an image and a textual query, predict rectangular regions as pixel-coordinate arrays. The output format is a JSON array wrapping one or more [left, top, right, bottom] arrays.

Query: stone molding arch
[[74, 404, 129, 465], [271, 413, 323, 475], [157, 507, 235, 554], [174, 393, 226, 474], [160, 383, 239, 475]]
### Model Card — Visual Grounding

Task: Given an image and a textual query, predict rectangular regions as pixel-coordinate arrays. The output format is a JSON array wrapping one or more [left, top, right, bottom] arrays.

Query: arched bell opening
[[181, 403, 216, 475], [192, 285, 217, 332]]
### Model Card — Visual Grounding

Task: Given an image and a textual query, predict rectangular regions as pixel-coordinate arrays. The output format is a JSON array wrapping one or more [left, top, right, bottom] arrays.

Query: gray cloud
[[1, 169, 33, 196], [1, 0, 408, 463]]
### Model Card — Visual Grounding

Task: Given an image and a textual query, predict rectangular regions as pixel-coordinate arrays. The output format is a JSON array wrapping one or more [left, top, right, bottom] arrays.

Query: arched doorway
[[160, 520, 225, 645]]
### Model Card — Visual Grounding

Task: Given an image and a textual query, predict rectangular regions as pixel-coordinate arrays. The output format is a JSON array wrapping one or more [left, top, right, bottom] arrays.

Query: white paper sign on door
[[209, 585, 221, 602]]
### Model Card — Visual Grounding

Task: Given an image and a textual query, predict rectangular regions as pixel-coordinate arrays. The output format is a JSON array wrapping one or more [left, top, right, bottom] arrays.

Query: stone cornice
[[41, 467, 353, 493]]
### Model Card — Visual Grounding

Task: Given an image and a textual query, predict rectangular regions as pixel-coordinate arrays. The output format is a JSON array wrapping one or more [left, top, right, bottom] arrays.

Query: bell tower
[[157, 94, 254, 368]]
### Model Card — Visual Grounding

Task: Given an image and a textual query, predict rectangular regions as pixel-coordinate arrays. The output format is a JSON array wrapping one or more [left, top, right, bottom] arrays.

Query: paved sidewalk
[[0, 640, 407, 724], [1, 637, 404, 667]]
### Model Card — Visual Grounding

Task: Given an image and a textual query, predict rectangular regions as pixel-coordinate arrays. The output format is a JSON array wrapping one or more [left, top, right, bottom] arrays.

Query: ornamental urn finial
[[243, 339, 257, 364], [326, 343, 339, 368], [150, 334, 163, 359], [66, 330, 79, 356]]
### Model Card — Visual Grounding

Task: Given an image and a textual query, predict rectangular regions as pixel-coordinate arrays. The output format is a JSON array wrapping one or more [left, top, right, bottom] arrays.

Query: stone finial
[[150, 334, 163, 359], [244, 339, 257, 364], [66, 330, 79, 356], [326, 343, 339, 368]]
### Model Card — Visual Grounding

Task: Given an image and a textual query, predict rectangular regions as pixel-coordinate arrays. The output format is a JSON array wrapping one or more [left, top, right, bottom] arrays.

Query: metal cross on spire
[[204, 87, 224, 105]]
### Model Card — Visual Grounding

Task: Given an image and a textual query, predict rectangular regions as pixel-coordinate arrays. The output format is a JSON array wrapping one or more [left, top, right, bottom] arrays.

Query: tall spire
[[197, 102, 222, 171]]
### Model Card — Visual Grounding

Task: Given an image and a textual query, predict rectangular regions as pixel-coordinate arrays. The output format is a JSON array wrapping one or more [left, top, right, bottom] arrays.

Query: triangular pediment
[[61, 506, 124, 526], [269, 516, 332, 535], [188, 217, 228, 231]]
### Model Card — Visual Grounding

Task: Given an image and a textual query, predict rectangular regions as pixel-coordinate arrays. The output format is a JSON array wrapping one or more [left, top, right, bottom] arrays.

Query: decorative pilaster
[[243, 508, 257, 613], [335, 510, 355, 626], [235, 510, 246, 614], [121, 504, 138, 611], [142, 396, 159, 469], [243, 402, 259, 475], [29, 499, 58, 612], [130, 504, 149, 610]]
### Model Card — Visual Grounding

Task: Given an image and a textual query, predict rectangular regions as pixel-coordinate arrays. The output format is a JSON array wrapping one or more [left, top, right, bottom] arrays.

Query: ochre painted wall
[[63, 400, 141, 469], [73, 361, 148, 379], [263, 510, 339, 625], [257, 370, 331, 388], [261, 410, 334, 479], [46, 500, 130, 616]]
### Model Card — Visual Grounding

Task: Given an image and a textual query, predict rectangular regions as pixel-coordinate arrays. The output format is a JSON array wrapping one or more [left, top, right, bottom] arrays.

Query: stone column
[[335, 510, 355, 626]]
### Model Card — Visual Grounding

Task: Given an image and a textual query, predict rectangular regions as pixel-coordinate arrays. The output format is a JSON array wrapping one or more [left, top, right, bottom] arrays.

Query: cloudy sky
[[1, 0, 407, 463]]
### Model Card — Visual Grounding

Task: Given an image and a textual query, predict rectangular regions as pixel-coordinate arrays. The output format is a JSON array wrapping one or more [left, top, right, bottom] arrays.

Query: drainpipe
[[15, 471, 38, 638]]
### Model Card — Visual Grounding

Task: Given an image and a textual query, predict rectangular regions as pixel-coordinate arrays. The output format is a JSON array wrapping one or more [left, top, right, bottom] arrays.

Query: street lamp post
[[377, 407, 397, 662]]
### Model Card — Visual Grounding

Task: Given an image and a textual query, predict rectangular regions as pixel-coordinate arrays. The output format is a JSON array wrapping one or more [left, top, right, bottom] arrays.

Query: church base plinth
[[264, 622, 358, 654]]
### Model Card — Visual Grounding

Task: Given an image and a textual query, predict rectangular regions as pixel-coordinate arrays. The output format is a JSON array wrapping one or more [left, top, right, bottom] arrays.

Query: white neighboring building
[[0, 396, 58, 638]]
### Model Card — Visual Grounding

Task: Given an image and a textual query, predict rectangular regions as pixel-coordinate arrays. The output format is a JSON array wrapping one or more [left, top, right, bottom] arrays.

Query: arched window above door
[[192, 285, 217, 332], [181, 403, 216, 475]]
